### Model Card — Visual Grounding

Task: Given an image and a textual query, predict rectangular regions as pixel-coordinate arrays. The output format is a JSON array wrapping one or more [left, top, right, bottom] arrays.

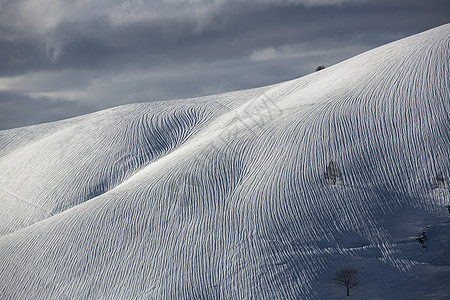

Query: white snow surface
[[1, 24, 449, 299]]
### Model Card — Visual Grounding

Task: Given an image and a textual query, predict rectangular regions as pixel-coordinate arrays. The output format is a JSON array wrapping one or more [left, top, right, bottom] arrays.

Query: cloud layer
[[0, 0, 449, 129]]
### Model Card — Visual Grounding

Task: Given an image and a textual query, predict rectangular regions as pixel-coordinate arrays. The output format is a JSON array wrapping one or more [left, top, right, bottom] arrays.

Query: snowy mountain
[[1, 24, 449, 299]]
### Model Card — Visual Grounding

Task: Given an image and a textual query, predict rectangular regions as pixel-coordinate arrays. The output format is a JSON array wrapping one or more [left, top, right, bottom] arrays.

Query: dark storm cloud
[[0, 0, 449, 129]]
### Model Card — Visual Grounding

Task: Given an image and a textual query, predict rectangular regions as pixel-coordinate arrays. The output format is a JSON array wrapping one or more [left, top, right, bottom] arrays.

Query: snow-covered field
[[1, 24, 449, 299]]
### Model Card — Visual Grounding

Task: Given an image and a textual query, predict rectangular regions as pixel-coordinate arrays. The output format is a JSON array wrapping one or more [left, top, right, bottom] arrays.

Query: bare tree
[[435, 173, 445, 188], [334, 267, 359, 296], [325, 160, 340, 185]]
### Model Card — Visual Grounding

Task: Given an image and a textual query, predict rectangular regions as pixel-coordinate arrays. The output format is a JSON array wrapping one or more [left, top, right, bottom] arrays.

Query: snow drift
[[1, 24, 449, 299]]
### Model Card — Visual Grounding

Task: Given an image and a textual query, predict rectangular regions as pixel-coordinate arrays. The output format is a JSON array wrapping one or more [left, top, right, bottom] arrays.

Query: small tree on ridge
[[316, 65, 326, 71]]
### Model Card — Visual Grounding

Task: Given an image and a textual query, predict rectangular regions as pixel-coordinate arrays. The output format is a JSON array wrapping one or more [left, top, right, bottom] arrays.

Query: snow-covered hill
[[1, 24, 449, 299]]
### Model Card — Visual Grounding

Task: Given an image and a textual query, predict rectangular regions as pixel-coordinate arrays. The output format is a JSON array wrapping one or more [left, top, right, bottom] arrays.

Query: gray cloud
[[0, 91, 94, 130], [0, 0, 449, 129]]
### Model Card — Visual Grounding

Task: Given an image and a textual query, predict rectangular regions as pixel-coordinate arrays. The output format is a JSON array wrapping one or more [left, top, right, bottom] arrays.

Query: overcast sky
[[0, 0, 449, 130]]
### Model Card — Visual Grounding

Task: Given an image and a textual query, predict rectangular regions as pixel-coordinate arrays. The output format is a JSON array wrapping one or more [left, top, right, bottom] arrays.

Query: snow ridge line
[[0, 186, 52, 216]]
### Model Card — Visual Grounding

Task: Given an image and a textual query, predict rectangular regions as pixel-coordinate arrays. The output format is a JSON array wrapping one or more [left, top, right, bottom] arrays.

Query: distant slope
[[0, 24, 449, 299]]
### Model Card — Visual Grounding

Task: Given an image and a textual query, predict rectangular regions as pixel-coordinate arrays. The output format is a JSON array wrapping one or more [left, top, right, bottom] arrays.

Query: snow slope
[[0, 24, 449, 299]]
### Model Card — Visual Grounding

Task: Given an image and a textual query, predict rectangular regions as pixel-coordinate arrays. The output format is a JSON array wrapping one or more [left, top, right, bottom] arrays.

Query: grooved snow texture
[[0, 24, 449, 299]]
